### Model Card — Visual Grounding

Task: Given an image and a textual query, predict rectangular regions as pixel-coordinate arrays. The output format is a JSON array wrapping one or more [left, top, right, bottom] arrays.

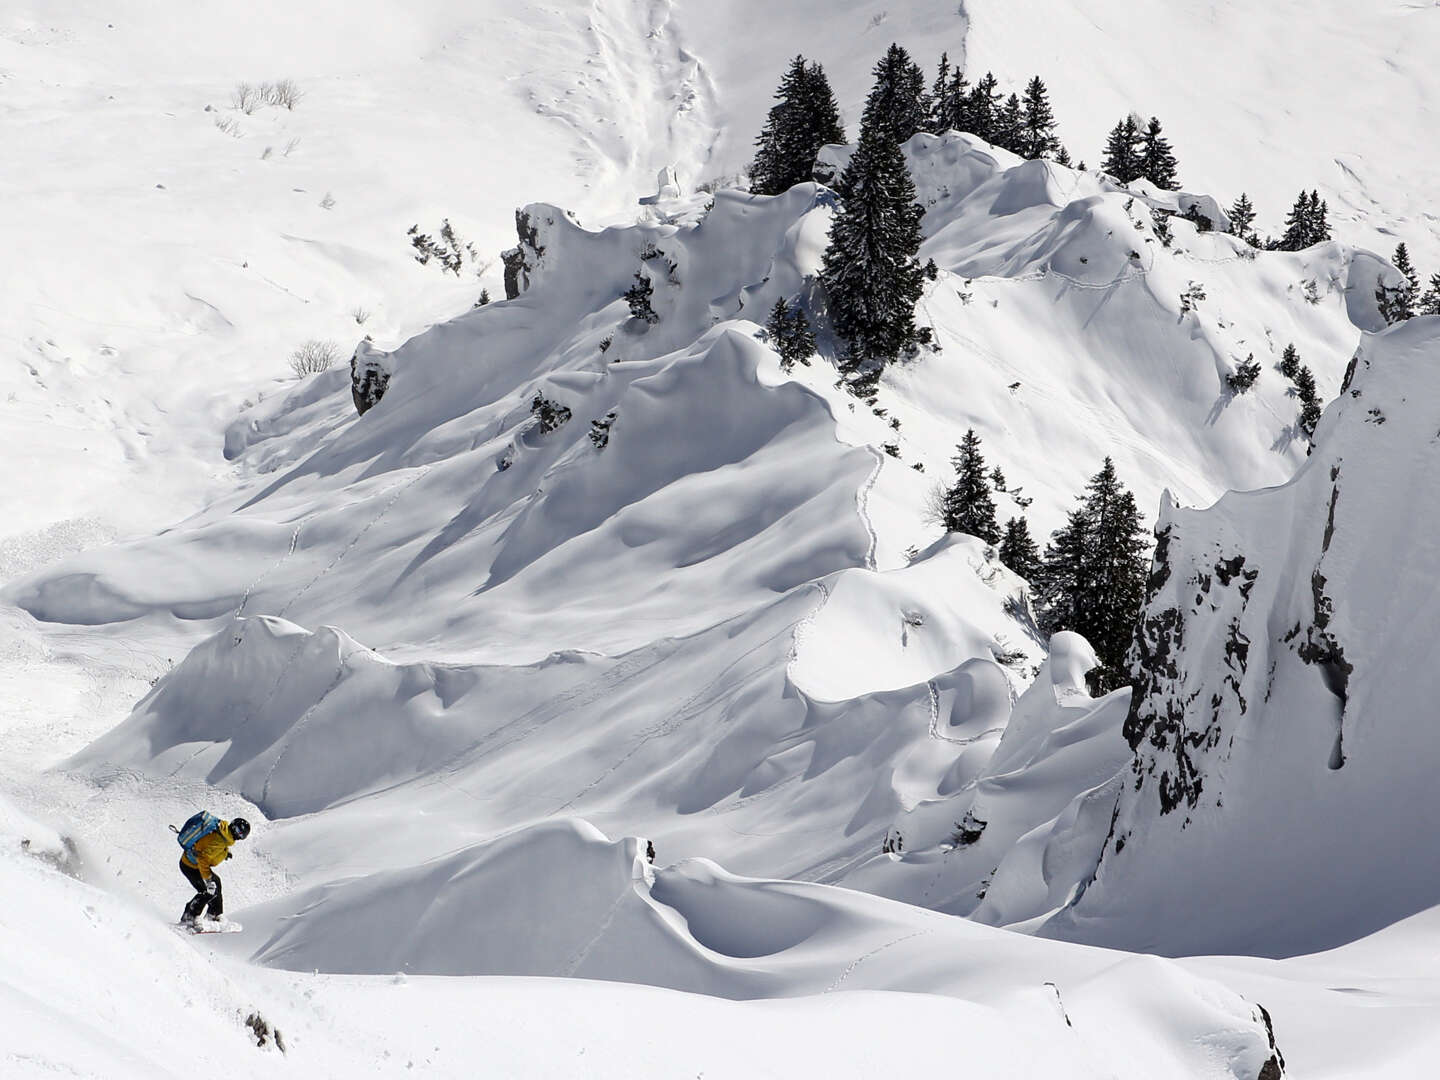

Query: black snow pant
[[180, 858, 223, 921]]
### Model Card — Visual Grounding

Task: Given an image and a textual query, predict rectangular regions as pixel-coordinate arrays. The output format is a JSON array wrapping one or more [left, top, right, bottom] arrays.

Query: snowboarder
[[176, 813, 250, 927]]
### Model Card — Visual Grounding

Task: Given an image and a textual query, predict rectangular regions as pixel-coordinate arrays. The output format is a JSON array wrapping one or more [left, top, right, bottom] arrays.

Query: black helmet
[[230, 818, 251, 840]]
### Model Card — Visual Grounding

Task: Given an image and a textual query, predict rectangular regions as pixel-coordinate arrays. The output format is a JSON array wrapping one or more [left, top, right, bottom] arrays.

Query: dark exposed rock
[[501, 207, 550, 299], [350, 341, 391, 417], [1125, 546, 1258, 815], [1255, 1003, 1286, 1078]]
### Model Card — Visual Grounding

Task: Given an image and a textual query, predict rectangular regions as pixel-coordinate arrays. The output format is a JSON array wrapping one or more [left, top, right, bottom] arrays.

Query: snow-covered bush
[[530, 393, 572, 434], [588, 412, 616, 450], [290, 339, 339, 378], [230, 82, 259, 114], [261, 78, 303, 110], [408, 220, 476, 276], [624, 271, 659, 324], [1226, 355, 1261, 393]]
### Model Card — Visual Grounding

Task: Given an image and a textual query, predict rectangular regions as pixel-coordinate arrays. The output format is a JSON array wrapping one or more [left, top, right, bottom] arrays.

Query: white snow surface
[[5, 1, 1440, 1075]]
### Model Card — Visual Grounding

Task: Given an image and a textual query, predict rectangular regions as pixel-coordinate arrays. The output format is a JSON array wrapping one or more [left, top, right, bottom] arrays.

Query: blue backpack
[[175, 811, 221, 857]]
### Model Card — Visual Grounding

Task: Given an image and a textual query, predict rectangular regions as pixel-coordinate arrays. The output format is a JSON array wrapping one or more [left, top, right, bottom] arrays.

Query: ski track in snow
[[274, 465, 432, 623], [824, 928, 934, 992], [853, 446, 884, 571]]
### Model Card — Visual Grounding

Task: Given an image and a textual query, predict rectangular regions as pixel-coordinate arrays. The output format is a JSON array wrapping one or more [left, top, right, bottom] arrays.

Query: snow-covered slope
[[8, 2, 1440, 1075], [9, 123, 1401, 903], [1033, 316, 1440, 958]]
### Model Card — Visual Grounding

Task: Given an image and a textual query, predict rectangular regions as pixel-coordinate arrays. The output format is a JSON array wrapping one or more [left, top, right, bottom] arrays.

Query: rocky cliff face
[[1044, 317, 1440, 957]]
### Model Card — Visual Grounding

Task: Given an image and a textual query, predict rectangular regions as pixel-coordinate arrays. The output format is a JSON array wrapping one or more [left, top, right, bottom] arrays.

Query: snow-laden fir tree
[[764, 297, 815, 372], [1019, 76, 1061, 159], [1294, 363, 1322, 443], [999, 516, 1042, 580], [929, 53, 953, 131], [1376, 242, 1420, 324], [1423, 272, 1440, 317], [941, 429, 1000, 543], [860, 44, 931, 146], [750, 56, 846, 196], [1138, 116, 1179, 189], [820, 95, 927, 393], [933, 56, 967, 133], [967, 72, 1002, 143], [995, 93, 1025, 155], [1035, 457, 1149, 692], [1100, 116, 1143, 184], [1228, 192, 1257, 243], [1276, 189, 1330, 250], [1278, 342, 1301, 380]]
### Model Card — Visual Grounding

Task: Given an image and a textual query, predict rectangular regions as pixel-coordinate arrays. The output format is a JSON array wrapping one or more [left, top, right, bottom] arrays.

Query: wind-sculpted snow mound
[[789, 534, 1038, 702], [224, 816, 1284, 1078], [1037, 318, 1440, 957], [839, 631, 1132, 920], [10, 317, 873, 662]]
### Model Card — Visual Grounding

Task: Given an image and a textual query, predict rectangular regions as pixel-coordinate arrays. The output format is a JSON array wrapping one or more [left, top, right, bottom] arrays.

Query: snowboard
[[179, 919, 243, 935]]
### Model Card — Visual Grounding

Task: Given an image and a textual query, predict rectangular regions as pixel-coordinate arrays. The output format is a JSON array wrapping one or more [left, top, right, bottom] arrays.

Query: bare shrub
[[231, 82, 259, 114], [282, 137, 301, 157], [921, 479, 950, 528], [264, 79, 304, 110], [289, 339, 339, 378], [352, 306, 370, 325], [213, 115, 240, 136]]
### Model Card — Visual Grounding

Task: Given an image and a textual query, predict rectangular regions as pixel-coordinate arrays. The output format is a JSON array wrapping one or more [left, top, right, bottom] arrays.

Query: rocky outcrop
[[349, 339, 391, 416], [1041, 317, 1440, 956]]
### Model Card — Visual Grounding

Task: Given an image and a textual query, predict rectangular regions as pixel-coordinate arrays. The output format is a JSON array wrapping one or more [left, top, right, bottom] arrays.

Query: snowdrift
[[1040, 317, 1440, 956], [227, 815, 1285, 1079]]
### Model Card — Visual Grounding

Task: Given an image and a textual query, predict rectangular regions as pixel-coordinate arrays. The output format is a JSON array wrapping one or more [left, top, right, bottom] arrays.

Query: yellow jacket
[[182, 821, 236, 879]]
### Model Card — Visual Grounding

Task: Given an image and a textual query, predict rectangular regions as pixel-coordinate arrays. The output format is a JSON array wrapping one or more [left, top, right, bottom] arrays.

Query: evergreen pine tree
[[999, 516, 1042, 580], [860, 44, 932, 145], [765, 298, 816, 371], [943, 66, 972, 133], [995, 93, 1025, 154], [1228, 192, 1257, 243], [1035, 458, 1149, 692], [1100, 116, 1143, 183], [941, 429, 1000, 542], [1294, 364, 1322, 442], [1138, 116, 1179, 189], [1279, 342, 1301, 381], [1421, 272, 1440, 316], [967, 72, 1002, 142], [1376, 242, 1420, 324], [1017, 76, 1060, 159], [1278, 190, 1315, 251], [750, 56, 847, 196], [930, 53, 953, 131], [821, 107, 927, 391], [1310, 190, 1331, 243], [1054, 145, 1073, 167]]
